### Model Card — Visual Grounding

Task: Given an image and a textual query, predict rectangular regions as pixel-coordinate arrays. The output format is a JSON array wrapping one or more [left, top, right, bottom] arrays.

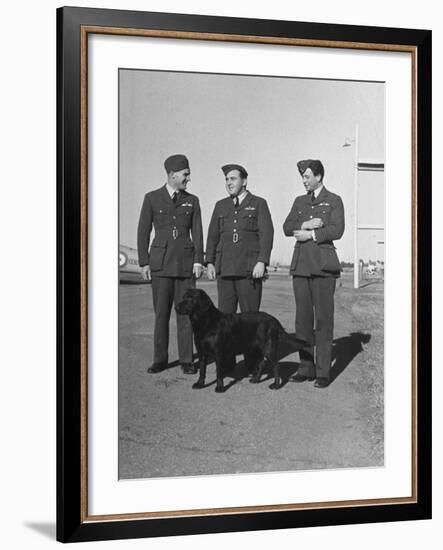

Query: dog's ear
[[199, 290, 215, 311]]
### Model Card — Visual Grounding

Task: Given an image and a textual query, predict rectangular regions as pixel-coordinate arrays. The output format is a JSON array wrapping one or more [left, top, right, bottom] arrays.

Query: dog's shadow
[[221, 331, 371, 391], [163, 353, 200, 371], [210, 361, 297, 392]]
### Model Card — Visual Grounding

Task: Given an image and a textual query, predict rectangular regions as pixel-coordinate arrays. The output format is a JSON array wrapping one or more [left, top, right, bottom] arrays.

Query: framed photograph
[[57, 6, 431, 543]]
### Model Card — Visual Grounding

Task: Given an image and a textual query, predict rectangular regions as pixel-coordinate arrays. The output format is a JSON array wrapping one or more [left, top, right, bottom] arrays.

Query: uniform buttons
[[233, 229, 237, 232], [173, 216, 176, 219], [235, 211, 238, 214], [309, 215, 313, 219], [311, 205, 314, 209], [234, 220, 237, 223]]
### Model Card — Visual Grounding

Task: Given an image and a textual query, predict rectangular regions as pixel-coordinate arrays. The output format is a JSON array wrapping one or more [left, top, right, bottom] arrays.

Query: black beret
[[164, 154, 189, 173], [221, 164, 248, 178], [297, 159, 324, 178]]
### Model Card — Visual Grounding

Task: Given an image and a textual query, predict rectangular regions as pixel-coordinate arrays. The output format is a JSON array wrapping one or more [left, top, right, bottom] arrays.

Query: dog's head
[[175, 288, 215, 318]]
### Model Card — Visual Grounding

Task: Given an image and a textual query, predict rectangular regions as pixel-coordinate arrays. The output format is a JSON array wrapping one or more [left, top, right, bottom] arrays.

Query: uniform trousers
[[217, 276, 262, 314], [293, 276, 336, 380], [151, 276, 195, 364]]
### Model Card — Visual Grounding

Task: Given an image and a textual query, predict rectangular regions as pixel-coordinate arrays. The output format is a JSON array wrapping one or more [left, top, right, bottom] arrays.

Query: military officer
[[137, 154, 204, 374], [206, 164, 274, 313], [283, 159, 345, 388]]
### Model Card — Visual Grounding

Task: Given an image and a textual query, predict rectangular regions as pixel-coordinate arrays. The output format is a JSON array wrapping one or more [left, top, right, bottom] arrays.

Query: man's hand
[[141, 265, 151, 281], [301, 218, 323, 230], [293, 230, 313, 242], [193, 264, 203, 279], [252, 261, 265, 279], [206, 263, 216, 281]]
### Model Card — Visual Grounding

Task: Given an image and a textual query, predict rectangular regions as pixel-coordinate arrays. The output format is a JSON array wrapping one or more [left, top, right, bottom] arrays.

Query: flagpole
[[353, 123, 360, 289]]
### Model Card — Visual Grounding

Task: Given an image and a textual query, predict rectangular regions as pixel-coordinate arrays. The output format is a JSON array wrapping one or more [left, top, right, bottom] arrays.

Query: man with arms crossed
[[283, 159, 345, 388], [137, 154, 204, 375]]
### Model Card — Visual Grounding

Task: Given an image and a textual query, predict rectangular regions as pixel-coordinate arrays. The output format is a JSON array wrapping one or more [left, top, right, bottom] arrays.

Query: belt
[[155, 229, 190, 241], [220, 232, 259, 245]]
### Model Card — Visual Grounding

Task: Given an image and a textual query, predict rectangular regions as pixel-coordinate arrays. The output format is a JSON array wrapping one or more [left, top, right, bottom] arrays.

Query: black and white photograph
[[0, 0, 437, 545], [118, 68, 385, 480]]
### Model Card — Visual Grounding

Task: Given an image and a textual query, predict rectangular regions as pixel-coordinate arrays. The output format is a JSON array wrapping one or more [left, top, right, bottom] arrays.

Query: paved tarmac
[[118, 272, 383, 479]]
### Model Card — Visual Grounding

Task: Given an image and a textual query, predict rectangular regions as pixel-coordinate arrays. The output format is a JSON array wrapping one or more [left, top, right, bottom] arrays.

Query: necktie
[[309, 191, 314, 202], [172, 191, 178, 203], [234, 197, 239, 208]]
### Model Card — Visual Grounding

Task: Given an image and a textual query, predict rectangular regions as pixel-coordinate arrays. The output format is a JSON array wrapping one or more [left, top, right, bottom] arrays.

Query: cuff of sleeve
[[193, 263, 203, 268], [313, 228, 326, 242], [312, 230, 317, 242]]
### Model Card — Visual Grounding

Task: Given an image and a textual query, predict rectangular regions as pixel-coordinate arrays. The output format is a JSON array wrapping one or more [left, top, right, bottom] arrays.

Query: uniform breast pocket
[[318, 206, 331, 224], [242, 212, 257, 230], [177, 209, 192, 226], [155, 208, 170, 227]]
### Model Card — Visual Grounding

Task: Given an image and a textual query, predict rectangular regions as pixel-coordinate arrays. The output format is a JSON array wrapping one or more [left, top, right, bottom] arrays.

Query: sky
[[119, 69, 385, 263]]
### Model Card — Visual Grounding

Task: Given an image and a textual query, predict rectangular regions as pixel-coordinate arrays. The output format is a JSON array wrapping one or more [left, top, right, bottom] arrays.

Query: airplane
[[119, 244, 150, 284]]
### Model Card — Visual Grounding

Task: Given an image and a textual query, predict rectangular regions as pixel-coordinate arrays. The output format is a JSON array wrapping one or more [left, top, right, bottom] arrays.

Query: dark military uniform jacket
[[137, 185, 204, 277], [206, 192, 274, 277], [283, 186, 345, 278]]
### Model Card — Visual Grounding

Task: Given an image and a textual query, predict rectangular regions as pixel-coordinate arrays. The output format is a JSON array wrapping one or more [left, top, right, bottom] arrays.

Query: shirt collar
[[313, 184, 324, 198], [233, 189, 248, 205], [165, 183, 179, 197]]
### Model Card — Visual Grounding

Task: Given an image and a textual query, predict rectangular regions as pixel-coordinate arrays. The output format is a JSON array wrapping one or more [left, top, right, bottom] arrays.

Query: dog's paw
[[215, 386, 226, 393], [192, 381, 205, 389], [269, 382, 282, 390]]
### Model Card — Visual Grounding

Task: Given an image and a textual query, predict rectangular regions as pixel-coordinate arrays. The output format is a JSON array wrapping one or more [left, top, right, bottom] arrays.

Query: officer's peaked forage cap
[[221, 164, 248, 178], [164, 154, 189, 173], [297, 159, 324, 176]]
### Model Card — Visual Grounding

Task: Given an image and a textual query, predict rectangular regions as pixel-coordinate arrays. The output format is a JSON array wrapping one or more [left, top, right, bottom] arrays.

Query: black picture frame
[[57, 6, 432, 543]]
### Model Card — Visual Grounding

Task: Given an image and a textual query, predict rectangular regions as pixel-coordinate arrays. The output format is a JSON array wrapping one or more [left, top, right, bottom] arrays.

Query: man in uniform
[[283, 159, 345, 388], [137, 154, 204, 374], [206, 164, 274, 313]]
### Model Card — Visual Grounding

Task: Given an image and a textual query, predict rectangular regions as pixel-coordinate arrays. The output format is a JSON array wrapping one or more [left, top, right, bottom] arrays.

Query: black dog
[[176, 288, 304, 393]]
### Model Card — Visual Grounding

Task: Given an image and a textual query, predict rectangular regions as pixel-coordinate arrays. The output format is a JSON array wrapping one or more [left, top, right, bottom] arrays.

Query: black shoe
[[147, 362, 167, 373], [181, 363, 197, 375], [314, 378, 330, 388], [291, 373, 315, 383]]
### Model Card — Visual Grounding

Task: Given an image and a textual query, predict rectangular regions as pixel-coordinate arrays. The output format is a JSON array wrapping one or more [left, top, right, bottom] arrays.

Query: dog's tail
[[278, 327, 307, 351]]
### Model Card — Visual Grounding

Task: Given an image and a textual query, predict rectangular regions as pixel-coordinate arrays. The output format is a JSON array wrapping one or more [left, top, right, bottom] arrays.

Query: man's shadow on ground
[[329, 332, 371, 383], [195, 331, 371, 392]]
